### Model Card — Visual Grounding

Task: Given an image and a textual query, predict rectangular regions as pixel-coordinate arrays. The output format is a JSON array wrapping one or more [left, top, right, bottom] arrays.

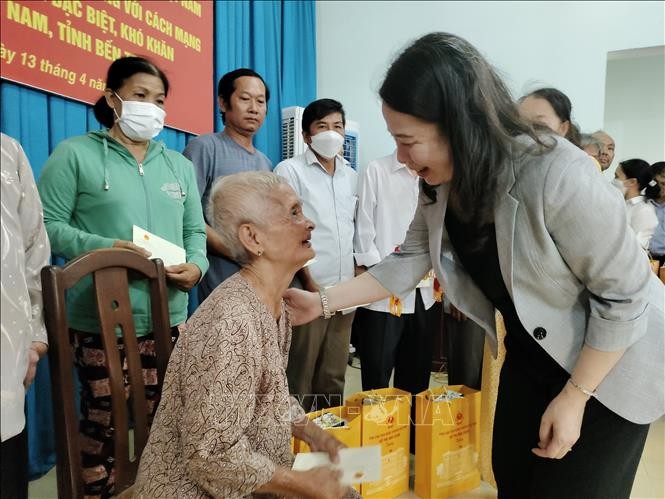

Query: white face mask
[[113, 92, 166, 141], [611, 178, 627, 196], [309, 130, 345, 159]]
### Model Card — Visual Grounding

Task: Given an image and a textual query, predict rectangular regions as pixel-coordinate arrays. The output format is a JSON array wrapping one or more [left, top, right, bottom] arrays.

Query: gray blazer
[[369, 135, 664, 424]]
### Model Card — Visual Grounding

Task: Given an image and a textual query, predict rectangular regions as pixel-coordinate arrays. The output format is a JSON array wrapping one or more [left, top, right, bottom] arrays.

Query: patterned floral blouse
[[134, 273, 304, 498]]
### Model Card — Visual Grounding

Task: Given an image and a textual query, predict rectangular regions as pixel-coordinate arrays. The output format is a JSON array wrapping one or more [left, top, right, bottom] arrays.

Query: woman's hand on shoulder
[[532, 381, 589, 459], [283, 288, 322, 326]]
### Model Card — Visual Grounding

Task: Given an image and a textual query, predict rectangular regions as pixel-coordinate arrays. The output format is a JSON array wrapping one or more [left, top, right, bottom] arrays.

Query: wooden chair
[[41, 248, 174, 498]]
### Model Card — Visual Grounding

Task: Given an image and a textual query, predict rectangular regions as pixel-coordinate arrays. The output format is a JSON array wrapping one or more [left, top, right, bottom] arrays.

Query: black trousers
[[492, 353, 650, 499], [355, 291, 440, 394], [442, 312, 485, 390], [1, 429, 28, 499], [354, 293, 441, 453]]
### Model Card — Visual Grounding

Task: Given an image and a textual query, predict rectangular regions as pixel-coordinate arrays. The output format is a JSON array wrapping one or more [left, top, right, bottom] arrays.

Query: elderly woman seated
[[134, 172, 353, 498]]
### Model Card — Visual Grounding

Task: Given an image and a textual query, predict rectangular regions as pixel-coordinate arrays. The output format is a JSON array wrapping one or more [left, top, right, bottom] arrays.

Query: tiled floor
[[29, 363, 665, 498]]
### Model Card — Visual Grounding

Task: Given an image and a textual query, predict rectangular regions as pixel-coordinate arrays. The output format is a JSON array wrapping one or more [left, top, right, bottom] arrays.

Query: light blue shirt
[[183, 131, 272, 301], [648, 200, 665, 255], [274, 148, 357, 287]]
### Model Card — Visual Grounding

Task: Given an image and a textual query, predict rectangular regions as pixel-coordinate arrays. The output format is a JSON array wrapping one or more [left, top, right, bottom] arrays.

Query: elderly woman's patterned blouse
[[134, 273, 304, 498]]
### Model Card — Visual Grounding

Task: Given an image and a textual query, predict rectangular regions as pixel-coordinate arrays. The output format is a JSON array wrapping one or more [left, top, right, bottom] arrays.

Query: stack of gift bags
[[293, 385, 482, 498]]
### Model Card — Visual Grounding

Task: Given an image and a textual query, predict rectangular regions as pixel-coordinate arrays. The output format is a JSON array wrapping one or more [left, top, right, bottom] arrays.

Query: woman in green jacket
[[38, 56, 208, 498]]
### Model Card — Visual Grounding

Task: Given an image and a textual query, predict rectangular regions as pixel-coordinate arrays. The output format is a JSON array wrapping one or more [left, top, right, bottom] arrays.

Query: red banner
[[0, 0, 213, 135]]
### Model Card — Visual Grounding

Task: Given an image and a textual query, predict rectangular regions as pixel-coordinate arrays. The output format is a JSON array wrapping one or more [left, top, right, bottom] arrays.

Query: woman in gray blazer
[[285, 32, 664, 499]]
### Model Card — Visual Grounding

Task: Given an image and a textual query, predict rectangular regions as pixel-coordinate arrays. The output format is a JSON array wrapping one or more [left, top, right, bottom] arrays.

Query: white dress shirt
[[354, 151, 435, 313], [626, 195, 658, 250], [1, 134, 50, 442], [274, 148, 358, 287]]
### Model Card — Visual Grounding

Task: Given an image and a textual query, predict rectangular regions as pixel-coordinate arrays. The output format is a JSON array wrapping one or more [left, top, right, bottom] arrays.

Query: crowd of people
[[1, 30, 663, 499], [517, 86, 662, 251]]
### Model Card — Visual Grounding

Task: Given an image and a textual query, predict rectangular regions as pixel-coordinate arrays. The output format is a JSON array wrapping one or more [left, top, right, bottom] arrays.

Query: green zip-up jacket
[[38, 131, 209, 335]]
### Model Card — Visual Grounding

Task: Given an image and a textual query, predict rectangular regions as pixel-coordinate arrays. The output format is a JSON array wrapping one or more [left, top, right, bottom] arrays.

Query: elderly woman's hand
[[165, 263, 201, 291], [260, 466, 349, 499], [284, 288, 322, 326], [307, 425, 346, 464], [299, 467, 347, 499]]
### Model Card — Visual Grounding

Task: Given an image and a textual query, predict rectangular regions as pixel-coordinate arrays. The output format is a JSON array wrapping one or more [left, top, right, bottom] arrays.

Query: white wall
[[603, 46, 665, 172], [316, 1, 665, 171]]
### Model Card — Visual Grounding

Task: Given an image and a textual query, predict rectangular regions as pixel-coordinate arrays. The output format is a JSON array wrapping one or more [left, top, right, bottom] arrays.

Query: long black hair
[[93, 56, 170, 128], [379, 32, 543, 233], [521, 87, 581, 147]]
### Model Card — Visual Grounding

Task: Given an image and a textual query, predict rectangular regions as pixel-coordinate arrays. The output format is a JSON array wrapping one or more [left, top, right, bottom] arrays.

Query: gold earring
[[257, 250, 263, 256]]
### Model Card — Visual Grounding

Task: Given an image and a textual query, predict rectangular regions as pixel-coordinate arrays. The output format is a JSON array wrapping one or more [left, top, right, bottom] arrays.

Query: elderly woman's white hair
[[208, 171, 289, 265]]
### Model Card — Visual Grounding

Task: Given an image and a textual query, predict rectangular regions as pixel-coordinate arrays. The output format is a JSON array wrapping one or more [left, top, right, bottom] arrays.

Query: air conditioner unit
[[281, 106, 360, 169], [343, 119, 359, 170], [281, 106, 306, 161]]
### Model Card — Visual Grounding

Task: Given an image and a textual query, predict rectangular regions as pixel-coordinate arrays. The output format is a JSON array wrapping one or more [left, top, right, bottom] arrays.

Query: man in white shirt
[[274, 99, 358, 411], [1, 133, 50, 499], [352, 151, 441, 396]]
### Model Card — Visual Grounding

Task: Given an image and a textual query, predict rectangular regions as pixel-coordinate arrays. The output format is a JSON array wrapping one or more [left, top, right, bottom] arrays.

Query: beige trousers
[[286, 311, 355, 412]]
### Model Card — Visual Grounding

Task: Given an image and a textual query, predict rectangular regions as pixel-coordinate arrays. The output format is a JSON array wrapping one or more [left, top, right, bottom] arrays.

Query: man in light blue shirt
[[184, 69, 272, 303], [274, 99, 357, 411]]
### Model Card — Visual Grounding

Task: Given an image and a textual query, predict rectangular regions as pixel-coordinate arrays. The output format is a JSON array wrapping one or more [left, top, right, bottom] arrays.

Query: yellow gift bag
[[346, 387, 411, 498], [414, 385, 481, 498]]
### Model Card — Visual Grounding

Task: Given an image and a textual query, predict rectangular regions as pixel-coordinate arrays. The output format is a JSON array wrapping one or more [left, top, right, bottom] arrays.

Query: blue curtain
[[0, 0, 316, 480]]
